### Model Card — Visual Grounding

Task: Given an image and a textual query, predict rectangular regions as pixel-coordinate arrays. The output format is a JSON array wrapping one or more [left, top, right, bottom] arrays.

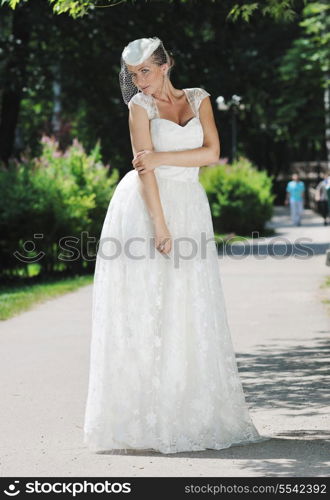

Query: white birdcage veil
[[119, 36, 173, 105]]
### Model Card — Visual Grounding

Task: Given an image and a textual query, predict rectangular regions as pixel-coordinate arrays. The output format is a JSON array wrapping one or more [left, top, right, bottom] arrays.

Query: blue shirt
[[286, 180, 305, 201]]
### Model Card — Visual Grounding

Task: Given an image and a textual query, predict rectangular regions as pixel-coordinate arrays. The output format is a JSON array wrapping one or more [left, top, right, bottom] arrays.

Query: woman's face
[[127, 58, 167, 94]]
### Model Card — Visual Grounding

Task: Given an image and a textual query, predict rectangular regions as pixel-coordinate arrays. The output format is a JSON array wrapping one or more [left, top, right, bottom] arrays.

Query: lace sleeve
[[127, 92, 153, 120], [192, 88, 211, 117]]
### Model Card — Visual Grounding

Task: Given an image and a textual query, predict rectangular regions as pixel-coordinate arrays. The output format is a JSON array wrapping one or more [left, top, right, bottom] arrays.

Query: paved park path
[[0, 206, 329, 477]]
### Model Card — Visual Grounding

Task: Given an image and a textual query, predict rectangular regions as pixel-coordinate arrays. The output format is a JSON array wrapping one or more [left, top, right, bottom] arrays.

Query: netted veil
[[119, 36, 174, 105]]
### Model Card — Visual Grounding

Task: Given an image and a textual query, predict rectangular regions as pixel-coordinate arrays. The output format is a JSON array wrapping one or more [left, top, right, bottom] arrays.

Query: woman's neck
[[152, 80, 184, 104]]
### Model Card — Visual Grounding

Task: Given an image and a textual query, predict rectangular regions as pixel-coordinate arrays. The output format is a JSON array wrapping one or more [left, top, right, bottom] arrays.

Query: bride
[[83, 36, 270, 454]]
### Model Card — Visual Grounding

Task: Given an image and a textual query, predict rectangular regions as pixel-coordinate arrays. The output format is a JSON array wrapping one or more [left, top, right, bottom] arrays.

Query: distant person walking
[[315, 172, 330, 226], [285, 173, 305, 226]]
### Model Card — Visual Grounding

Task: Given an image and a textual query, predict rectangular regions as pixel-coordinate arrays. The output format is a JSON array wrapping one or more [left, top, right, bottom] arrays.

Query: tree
[[0, 0, 327, 175], [277, 2, 330, 163], [2, 0, 309, 20], [0, 0, 31, 164]]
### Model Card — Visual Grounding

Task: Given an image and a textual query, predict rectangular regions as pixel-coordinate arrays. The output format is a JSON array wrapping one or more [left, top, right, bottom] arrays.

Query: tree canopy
[[0, 0, 328, 176], [2, 0, 310, 20]]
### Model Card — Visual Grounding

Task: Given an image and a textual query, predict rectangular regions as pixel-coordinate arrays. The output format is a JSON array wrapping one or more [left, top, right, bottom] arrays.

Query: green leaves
[[1, 0, 132, 18], [0, 135, 119, 276], [200, 157, 275, 235], [227, 2, 259, 23], [48, 0, 95, 18]]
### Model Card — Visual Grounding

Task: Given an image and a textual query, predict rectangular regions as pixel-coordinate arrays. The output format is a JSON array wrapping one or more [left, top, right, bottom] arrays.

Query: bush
[[199, 156, 275, 236], [0, 135, 119, 277]]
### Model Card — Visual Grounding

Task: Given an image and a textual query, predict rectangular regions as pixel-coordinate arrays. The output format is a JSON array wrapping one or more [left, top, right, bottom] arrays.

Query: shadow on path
[[237, 336, 330, 414], [97, 436, 329, 476], [94, 336, 330, 476]]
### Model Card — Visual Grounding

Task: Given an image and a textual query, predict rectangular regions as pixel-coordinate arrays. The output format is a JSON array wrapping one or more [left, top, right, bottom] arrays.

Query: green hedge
[[199, 156, 275, 236], [0, 136, 119, 277]]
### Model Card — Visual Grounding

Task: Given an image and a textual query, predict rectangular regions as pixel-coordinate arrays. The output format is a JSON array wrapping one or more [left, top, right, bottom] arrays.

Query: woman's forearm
[[156, 146, 219, 168], [137, 171, 166, 226]]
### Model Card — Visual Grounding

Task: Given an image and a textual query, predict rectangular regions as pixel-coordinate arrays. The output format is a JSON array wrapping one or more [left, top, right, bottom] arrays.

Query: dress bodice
[[128, 87, 211, 183]]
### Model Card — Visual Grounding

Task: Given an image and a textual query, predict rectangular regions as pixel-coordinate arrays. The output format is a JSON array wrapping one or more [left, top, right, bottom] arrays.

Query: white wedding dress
[[83, 87, 269, 454]]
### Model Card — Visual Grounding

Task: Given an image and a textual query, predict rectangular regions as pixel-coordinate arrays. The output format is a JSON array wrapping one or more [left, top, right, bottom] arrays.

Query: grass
[[0, 273, 94, 320], [214, 227, 275, 245], [214, 233, 246, 245]]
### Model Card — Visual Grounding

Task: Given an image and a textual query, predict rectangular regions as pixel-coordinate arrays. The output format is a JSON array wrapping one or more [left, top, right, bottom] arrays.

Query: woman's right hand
[[154, 222, 172, 255]]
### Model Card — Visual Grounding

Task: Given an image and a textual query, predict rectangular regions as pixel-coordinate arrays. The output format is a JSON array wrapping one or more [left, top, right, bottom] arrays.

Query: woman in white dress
[[83, 37, 269, 454]]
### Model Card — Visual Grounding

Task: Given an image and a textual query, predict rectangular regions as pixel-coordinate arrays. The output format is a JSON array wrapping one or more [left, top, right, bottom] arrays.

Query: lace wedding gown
[[83, 87, 269, 454]]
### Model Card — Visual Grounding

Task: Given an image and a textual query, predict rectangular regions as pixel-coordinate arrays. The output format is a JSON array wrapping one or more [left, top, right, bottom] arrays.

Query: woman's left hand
[[132, 150, 159, 174]]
